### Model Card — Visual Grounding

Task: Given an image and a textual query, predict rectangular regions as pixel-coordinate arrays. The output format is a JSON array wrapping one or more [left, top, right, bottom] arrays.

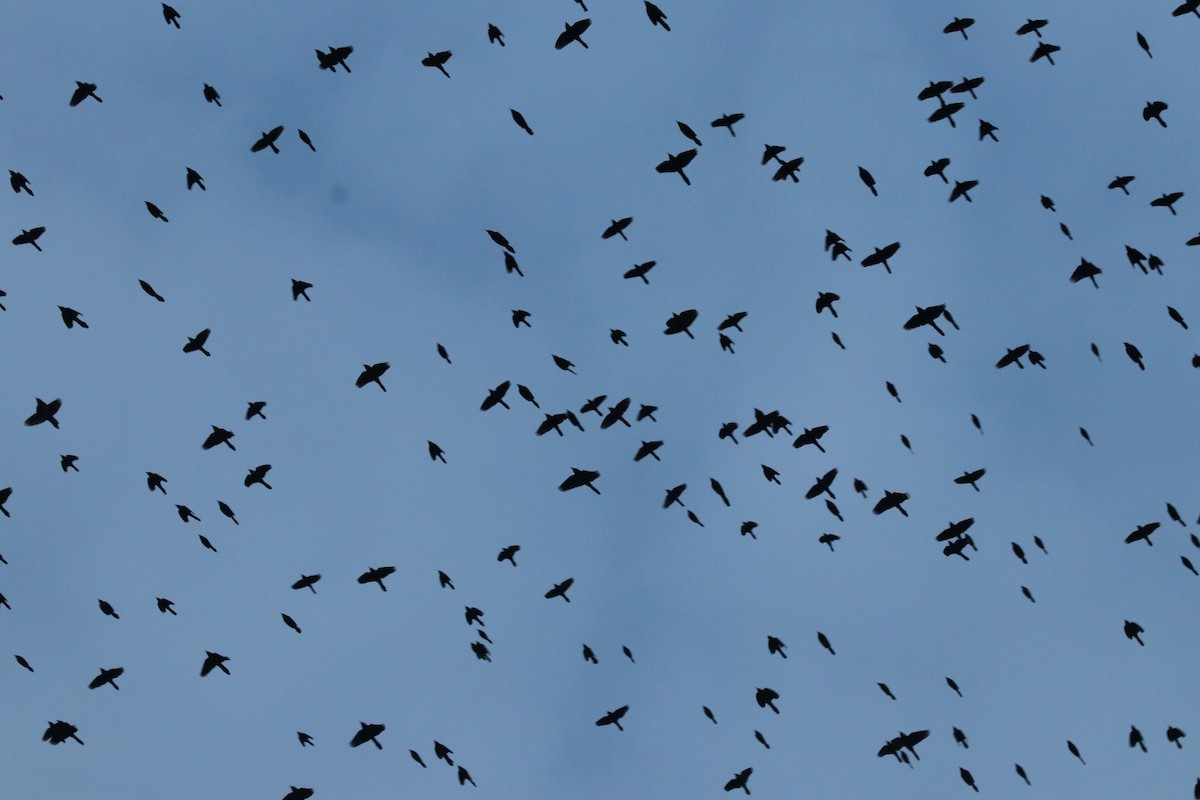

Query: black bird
[[358, 565, 396, 591], [711, 113, 745, 137], [1017, 18, 1048, 37], [409, 749, 426, 767], [69, 81, 102, 106], [555, 18, 592, 49], [622, 645, 635, 663], [858, 166, 877, 196], [872, 491, 909, 517], [317, 45, 354, 72], [1080, 427, 1093, 446], [88, 666, 123, 690], [772, 155, 804, 183], [298, 130, 315, 151], [1067, 740, 1085, 764], [724, 768, 752, 795], [878, 683, 896, 700], [610, 329, 629, 346], [960, 767, 978, 792], [1137, 31, 1152, 58], [1070, 259, 1102, 288], [292, 574, 320, 593], [183, 328, 212, 356], [656, 149, 697, 185], [924, 158, 950, 183], [1015, 763, 1031, 785], [487, 23, 505, 46], [9, 170, 33, 195], [815, 292, 839, 317], [767, 635, 787, 659], [0, 488, 10, 517], [481, 381, 511, 411], [510, 109, 533, 135], [498, 545, 519, 566], [465, 607, 485, 627], [624, 261, 656, 284], [176, 505, 201, 523], [1109, 175, 1134, 194], [1031, 42, 1061, 64], [718, 311, 747, 332], [953, 726, 969, 748], [202, 425, 234, 450], [645, 2, 670, 29], [145, 200, 169, 222], [817, 631, 835, 655], [664, 309, 698, 338], [805, 468, 837, 500], [596, 705, 629, 731], [186, 167, 205, 191], [1124, 342, 1146, 370], [978, 120, 999, 141], [421, 50, 452, 78], [244, 464, 272, 489], [754, 730, 770, 749], [678, 121, 702, 147], [1130, 725, 1147, 752], [741, 522, 759, 539], [710, 478, 730, 506], [943, 16, 974, 39], [951, 76, 984, 99], [356, 362, 390, 391], [251, 126, 285, 154], [582, 644, 598, 664], [719, 421, 739, 444], [1169, 307, 1189, 329], [487, 229, 515, 253], [1175, 0, 1200, 17], [793, 425, 829, 452], [928, 101, 965, 127], [853, 478, 868, 497], [552, 355, 577, 374], [517, 385, 539, 408], [457, 766, 476, 786], [928, 343, 946, 362], [25, 398, 62, 428], [1143, 100, 1168, 127], [200, 651, 230, 676], [291, 279, 313, 301], [703, 706, 718, 724], [437, 570, 454, 590], [434, 741, 454, 764], [57, 307, 88, 329], [1167, 726, 1186, 748], [161, 3, 181, 27], [203, 84, 221, 106], [602, 217, 633, 240], [545, 577, 574, 602], [428, 441, 447, 463], [282, 788, 314, 800], [43, 721, 84, 746], [819, 532, 839, 551], [512, 309, 531, 327], [559, 468, 601, 494], [861, 241, 900, 273], [350, 722, 386, 749], [13, 226, 46, 251], [755, 687, 780, 713], [1124, 619, 1145, 645], [15, 655, 34, 672], [1151, 191, 1184, 215], [886, 381, 901, 402], [954, 468, 986, 491]]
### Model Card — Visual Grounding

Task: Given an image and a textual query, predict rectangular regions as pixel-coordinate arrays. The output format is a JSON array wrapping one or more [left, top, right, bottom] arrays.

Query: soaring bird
[[487, 24, 505, 46], [161, 3, 181, 27], [1143, 100, 1168, 127], [1030, 42, 1061, 64], [357, 565, 396, 591], [9, 170, 33, 195], [43, 721, 84, 745], [203, 84, 221, 105], [711, 112, 745, 137], [858, 166, 878, 196], [767, 635, 787, 658], [292, 574, 321, 593], [356, 362, 390, 391], [245, 464, 272, 489], [57, 307, 88, 329], [596, 705, 629, 731], [678, 121, 702, 147], [298, 130, 315, 151], [559, 468, 600, 494], [1016, 18, 1048, 37], [544, 577, 574, 602], [202, 425, 234, 450], [186, 168, 205, 190], [13, 226, 46, 251], [755, 687, 780, 713], [350, 722, 386, 749], [555, 18, 592, 49], [602, 217, 633, 240], [421, 50, 452, 77], [183, 329, 212, 356], [316, 45, 354, 72], [251, 126, 284, 154], [88, 666, 124, 690], [943, 16, 974, 39], [724, 768, 752, 794], [656, 149, 697, 185], [69, 81, 102, 106], [1124, 619, 1145, 645], [497, 545, 520, 566], [200, 651, 230, 676], [292, 279, 313, 301], [25, 398, 62, 428]]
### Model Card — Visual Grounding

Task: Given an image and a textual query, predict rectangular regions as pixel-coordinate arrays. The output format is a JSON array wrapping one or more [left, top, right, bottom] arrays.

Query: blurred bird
[[755, 687, 780, 713], [145, 201, 168, 222], [711, 112, 745, 137], [176, 505, 201, 523], [15, 655, 34, 672], [1143, 100, 1168, 127], [624, 261, 655, 284], [858, 166, 878, 196], [602, 217, 633, 240], [1031, 42, 1061, 64], [1067, 740, 1085, 764], [291, 279, 313, 301], [69, 81, 102, 106], [350, 722, 386, 749], [43, 721, 83, 745], [157, 598, 176, 615], [510, 109, 533, 135], [555, 18, 592, 49], [487, 24, 504, 46], [767, 635, 787, 659], [1109, 175, 1134, 194], [978, 119, 999, 141], [817, 631, 836, 655], [434, 741, 454, 764], [422, 50, 452, 77], [644, 2, 670, 30], [946, 677, 963, 697], [13, 227, 46, 251], [202, 425, 234, 450], [244, 464, 272, 489], [457, 766, 476, 786], [9, 170, 33, 195], [57, 307, 87, 329], [960, 767, 978, 792], [1130, 725, 1147, 752], [25, 398, 62, 429], [183, 329, 212, 356], [559, 468, 601, 494], [89, 666, 123, 690], [924, 158, 950, 183], [1124, 342, 1146, 370], [678, 121, 702, 147], [1016, 18, 1048, 37], [943, 16, 974, 39], [1124, 619, 1145, 645], [954, 468, 986, 491], [878, 683, 896, 700], [1167, 726, 1186, 748], [200, 651, 230, 676], [703, 706, 718, 724], [185, 167, 205, 191], [656, 149, 697, 185], [251, 126, 284, 154], [203, 84, 221, 105], [724, 768, 752, 795], [498, 545, 519, 566], [161, 3, 181, 26], [282, 614, 301, 634], [358, 566, 396, 591], [357, 362, 390, 391]]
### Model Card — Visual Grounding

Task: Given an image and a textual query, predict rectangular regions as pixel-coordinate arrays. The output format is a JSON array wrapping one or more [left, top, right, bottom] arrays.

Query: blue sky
[[3, 1, 1200, 797]]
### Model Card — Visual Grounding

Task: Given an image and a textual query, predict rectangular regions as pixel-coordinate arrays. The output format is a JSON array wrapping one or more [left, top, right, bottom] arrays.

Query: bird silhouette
[[25, 398, 62, 429], [15, 655, 34, 672], [183, 328, 212, 356], [656, 149, 697, 185], [1124, 619, 1145, 645], [434, 740, 454, 764], [624, 261, 655, 284], [201, 425, 234, 450], [203, 84, 221, 105], [13, 227, 46, 251], [1167, 726, 1186, 748], [858, 166, 878, 196], [43, 721, 84, 745], [291, 279, 313, 301], [350, 722, 386, 749], [1016, 18, 1048, 37], [358, 566, 396, 591], [595, 705, 629, 731], [724, 768, 752, 794], [559, 468, 601, 494], [298, 129, 315, 151], [88, 666, 124, 690], [644, 2, 670, 30], [755, 687, 780, 713], [510, 108, 533, 135], [1031, 42, 1061, 65], [292, 574, 321, 593], [497, 545, 519, 566], [69, 81, 102, 106], [251, 126, 284, 154], [1144, 100, 1169, 127], [200, 651, 230, 676], [711, 112, 745, 137], [156, 597, 176, 615], [545, 577, 574, 602], [943, 16, 974, 39], [1124, 342, 1146, 370], [555, 18, 592, 49], [960, 767, 978, 792], [9, 170, 33, 195], [422, 50, 452, 78], [1067, 739, 1086, 764]]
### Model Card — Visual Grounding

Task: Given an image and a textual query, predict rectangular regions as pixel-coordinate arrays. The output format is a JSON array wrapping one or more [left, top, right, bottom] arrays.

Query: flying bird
[[13, 226, 46, 251], [710, 112, 745, 136], [251, 126, 284, 154], [656, 149, 697, 185], [1143, 100, 1168, 127], [203, 84, 221, 105], [510, 108, 533, 135], [244, 464, 272, 489], [677, 121, 702, 147], [200, 651, 230, 676], [298, 130, 315, 151], [421, 50, 452, 77], [69, 81, 102, 106], [350, 722, 386, 749], [9, 170, 33, 195], [644, 2, 670, 30], [555, 18, 592, 49], [559, 468, 601, 494], [358, 566, 396, 591], [943, 16, 974, 39], [183, 328, 212, 356], [25, 398, 62, 429], [724, 768, 753, 794], [487, 24, 504, 46], [545, 577, 574, 602], [356, 362, 390, 391], [595, 705, 629, 731]]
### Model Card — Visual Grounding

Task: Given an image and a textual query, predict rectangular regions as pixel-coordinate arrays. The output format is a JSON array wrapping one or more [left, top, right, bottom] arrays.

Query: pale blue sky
[[2, 2, 1199, 798]]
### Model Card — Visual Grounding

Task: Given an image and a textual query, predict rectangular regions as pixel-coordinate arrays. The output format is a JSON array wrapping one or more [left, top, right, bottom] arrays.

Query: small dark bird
[[555, 18, 592, 49], [1109, 175, 1134, 194], [978, 119, 999, 141], [718, 311, 748, 332], [13, 226, 46, 251], [552, 355, 577, 374], [1124, 342, 1146, 370], [1152, 191, 1184, 216], [1144, 101, 1168, 127], [943, 16, 974, 39], [465, 607, 485, 627], [545, 577, 574, 602], [145, 201, 169, 222], [427, 441, 447, 463], [1070, 258, 1102, 288], [596, 705, 629, 731], [9, 170, 33, 195], [161, 3, 181, 27], [664, 309, 699, 338], [951, 76, 984, 99], [146, 472, 167, 493], [756, 687, 780, 713], [710, 478, 730, 505], [960, 767, 979, 792], [291, 279, 313, 301], [358, 565, 396, 591], [481, 381, 512, 411], [251, 126, 285, 154], [677, 121, 702, 147], [602, 217, 633, 240], [471, 641, 492, 661], [724, 768, 753, 795], [244, 464, 272, 490], [1067, 740, 1085, 764], [928, 101, 965, 127], [157, 597, 176, 614], [184, 167, 206, 191], [457, 766, 476, 786], [818, 532, 839, 551], [421, 50, 452, 77], [183, 329, 212, 356], [1130, 725, 1147, 752], [1124, 619, 1145, 645], [861, 241, 901, 273], [559, 468, 601, 494], [924, 158, 951, 183], [15, 655, 34, 672], [582, 644, 598, 664], [954, 468, 986, 491], [1168, 306, 1189, 329], [409, 749, 427, 767], [644, 2, 670, 30], [703, 706, 717, 724], [24, 398, 62, 429], [498, 545, 519, 566], [767, 635, 787, 659], [1080, 427, 1093, 446], [1016, 18, 1048, 37], [486, 229, 515, 253], [610, 329, 629, 346], [622, 646, 634, 663], [1014, 763, 1031, 785], [176, 504, 201, 523], [762, 465, 781, 485], [43, 721, 84, 745], [878, 683, 896, 700], [504, 253, 524, 276], [281, 614, 301, 634], [487, 24, 504, 46], [656, 149, 698, 185], [741, 521, 758, 539], [69, 81, 102, 106], [815, 292, 839, 317], [200, 651, 230, 677], [858, 166, 878, 196], [711, 112, 745, 137], [201, 425, 234, 450], [624, 261, 656, 284], [510, 108, 533, 135], [350, 722, 386, 749], [291, 574, 321, 594], [1031, 42, 1061, 65], [1136, 31, 1152, 58], [817, 631, 835, 655], [203, 84, 221, 106], [88, 666, 124, 690], [356, 362, 390, 391], [1167, 726, 1186, 748], [298, 130, 315, 151], [434, 740, 454, 764], [885, 381, 901, 402]]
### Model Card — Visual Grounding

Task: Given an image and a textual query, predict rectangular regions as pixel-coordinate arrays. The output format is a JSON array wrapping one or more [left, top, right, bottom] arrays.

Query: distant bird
[[1144, 101, 1168, 127], [57, 306, 88, 329], [953, 727, 969, 748], [146, 472, 167, 493], [602, 217, 633, 240], [350, 722, 386, 749], [928, 343, 946, 362], [292, 574, 320, 593], [298, 130, 315, 151], [552, 354, 577, 374], [43, 721, 84, 745], [978, 119, 999, 141], [555, 18, 592, 49], [504, 253, 524, 276], [201, 425, 234, 450], [545, 577, 574, 602], [251, 126, 284, 154], [741, 521, 759, 539], [724, 768, 752, 794], [481, 381, 512, 411], [200, 651, 230, 677], [1151, 191, 1184, 215], [203, 84, 221, 106], [434, 740, 454, 764], [162, 3, 181, 27], [185, 167, 205, 191], [358, 565, 396, 591], [819, 532, 839, 551], [624, 261, 656, 284], [718, 312, 747, 332], [1014, 763, 1031, 785], [1129, 725, 1147, 752], [622, 645, 634, 663], [559, 467, 601, 494], [928, 101, 965, 127], [356, 362, 390, 391], [498, 545, 519, 565], [767, 635, 788, 659], [677, 121, 702, 147], [1124, 342, 1146, 370], [510, 108, 533, 135], [946, 676, 963, 697], [25, 398, 62, 429], [703, 706, 718, 724], [793, 425, 829, 452], [1070, 258, 1102, 288], [1080, 427, 1093, 446], [69, 81, 102, 106], [754, 730, 770, 749], [861, 241, 901, 273], [656, 149, 697, 185], [582, 644, 598, 664], [145, 201, 168, 223], [1016, 18, 1048, 37], [664, 309, 699, 338], [1030, 42, 1061, 64], [710, 478, 730, 506], [1167, 726, 1186, 748], [487, 24, 504, 45], [610, 329, 628, 346], [9, 170, 33, 195], [924, 158, 950, 183], [954, 468, 986, 491], [1124, 619, 1145, 645], [960, 767, 979, 792], [872, 491, 909, 517], [281, 613, 301, 634], [176, 504, 201, 523], [886, 381, 901, 402], [858, 166, 878, 196], [755, 687, 780, 713], [291, 279, 313, 301], [878, 683, 896, 700], [1174, 0, 1200, 17], [1109, 175, 1134, 194], [89, 666, 124, 690], [12, 226, 46, 251], [1137, 31, 1152, 57], [711, 112, 745, 137], [815, 292, 839, 317], [762, 465, 781, 485], [772, 155, 804, 183], [1067, 740, 1085, 764], [409, 749, 426, 767], [156, 597, 176, 615], [951, 75, 984, 99], [15, 655, 34, 672], [183, 328, 212, 356], [644, 2, 670, 30], [596, 705, 629, 731], [456, 766, 476, 787], [421, 50, 452, 77], [817, 631, 836, 655], [512, 309, 532, 327], [943, 16, 974, 39], [465, 607, 485, 626], [245, 464, 272, 489]]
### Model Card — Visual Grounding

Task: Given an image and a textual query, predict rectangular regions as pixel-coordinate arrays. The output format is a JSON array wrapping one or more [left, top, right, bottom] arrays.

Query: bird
[[349, 722, 386, 749], [644, 2, 670, 30], [711, 112, 745, 136], [951, 75, 984, 99], [1124, 342, 1146, 370], [409, 749, 427, 767], [200, 651, 230, 676], [1137, 31, 1152, 58], [434, 740, 454, 764], [201, 425, 234, 450], [356, 362, 390, 391], [624, 261, 655, 284], [817, 631, 836, 655], [510, 109, 533, 135], [24, 398, 62, 429], [724, 768, 752, 794], [552, 355, 577, 374], [57, 307, 88, 329], [1031, 42, 1061, 65], [244, 464, 272, 489], [486, 229, 515, 253], [298, 130, 315, 151], [497, 545, 519, 566], [487, 24, 504, 46], [291, 279, 313, 301], [954, 468, 986, 491], [1144, 101, 1168, 127], [176, 504, 201, 523], [634, 441, 662, 462], [595, 705, 629, 731], [13, 227, 46, 251], [183, 329, 212, 356], [511, 309, 532, 327], [943, 16, 974, 39], [1109, 175, 1134, 194], [1015, 763, 1031, 785], [185, 167, 205, 191], [582, 644, 598, 664], [953, 726, 969, 748], [9, 170, 33, 195], [1070, 259, 1102, 288], [544, 577, 574, 602], [316, 45, 354, 72], [358, 566, 396, 591], [703, 706, 718, 724], [767, 635, 788, 659], [251, 126, 285, 154], [602, 217, 633, 240], [15, 655, 34, 672], [960, 767, 979, 792], [1124, 619, 1145, 645], [861, 241, 901, 273], [161, 3, 181, 27], [978, 119, 999, 141], [858, 166, 878, 196], [145, 201, 168, 222], [656, 149, 697, 185], [43, 721, 84, 746], [427, 441, 447, 463], [815, 292, 839, 317], [421, 50, 452, 78], [924, 158, 950, 183], [555, 18, 592, 49], [1167, 726, 1186, 748], [664, 309, 698, 338], [69, 81, 102, 106], [1016, 18, 1048, 37], [202, 84, 221, 106], [678, 121, 702, 147], [457, 766, 476, 786], [481, 381, 512, 411], [755, 687, 780, 713], [1130, 725, 1147, 752], [1067, 740, 1086, 764], [281, 613, 301, 634], [282, 788, 314, 800], [156, 598, 176, 615], [1169, 307, 1189, 329], [622, 646, 635, 663]]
